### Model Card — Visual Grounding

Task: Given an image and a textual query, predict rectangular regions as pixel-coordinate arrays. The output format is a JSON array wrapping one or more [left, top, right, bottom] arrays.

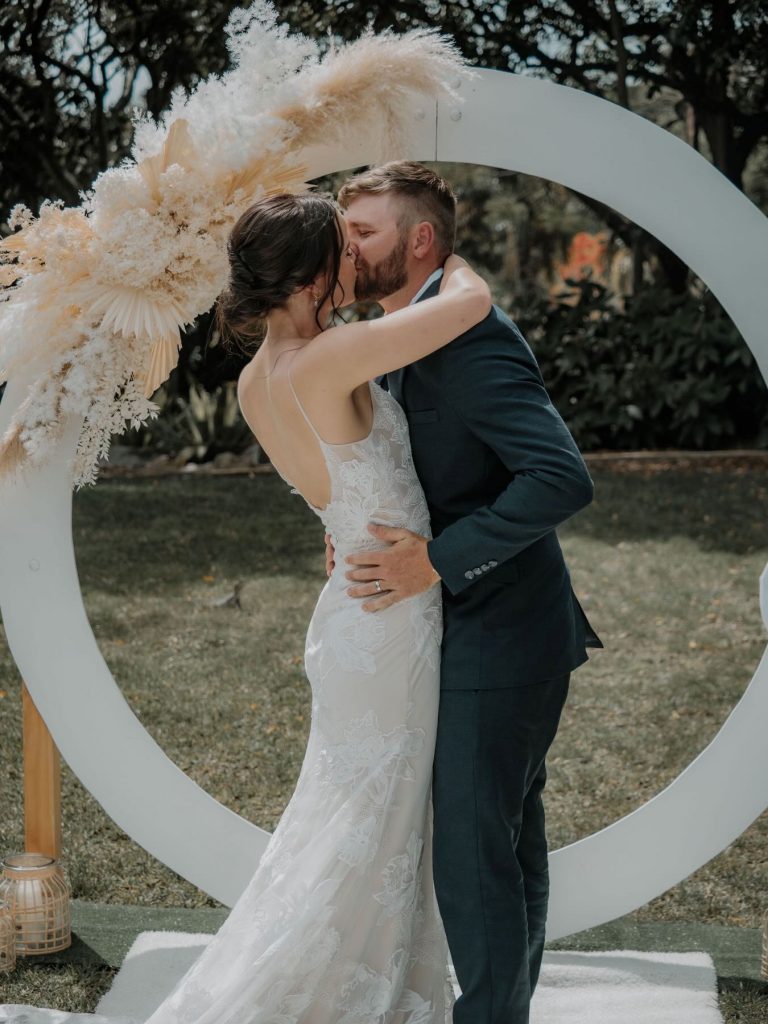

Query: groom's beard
[[354, 232, 409, 302]]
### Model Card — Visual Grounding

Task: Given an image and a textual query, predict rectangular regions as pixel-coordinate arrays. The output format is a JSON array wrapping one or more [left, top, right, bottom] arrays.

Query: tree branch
[[607, 0, 630, 108]]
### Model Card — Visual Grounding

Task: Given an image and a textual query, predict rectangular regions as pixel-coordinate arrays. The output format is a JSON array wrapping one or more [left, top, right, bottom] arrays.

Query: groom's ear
[[411, 220, 436, 260]]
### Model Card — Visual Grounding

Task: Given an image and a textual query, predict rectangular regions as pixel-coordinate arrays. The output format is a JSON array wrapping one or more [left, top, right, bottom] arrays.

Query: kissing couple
[[1, 161, 602, 1024]]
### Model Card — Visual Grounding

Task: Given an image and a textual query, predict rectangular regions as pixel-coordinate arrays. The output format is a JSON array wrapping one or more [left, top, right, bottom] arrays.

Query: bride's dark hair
[[215, 191, 347, 354]]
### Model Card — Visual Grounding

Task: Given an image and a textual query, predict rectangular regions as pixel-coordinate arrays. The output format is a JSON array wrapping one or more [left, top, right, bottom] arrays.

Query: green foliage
[[124, 367, 255, 460], [518, 281, 768, 450]]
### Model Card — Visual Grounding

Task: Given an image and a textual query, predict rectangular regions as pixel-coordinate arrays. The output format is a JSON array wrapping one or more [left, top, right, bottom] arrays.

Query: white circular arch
[[1, 69, 767, 940]]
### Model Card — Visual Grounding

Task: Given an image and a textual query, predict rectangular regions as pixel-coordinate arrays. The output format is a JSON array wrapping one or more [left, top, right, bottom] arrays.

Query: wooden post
[[21, 682, 61, 859]]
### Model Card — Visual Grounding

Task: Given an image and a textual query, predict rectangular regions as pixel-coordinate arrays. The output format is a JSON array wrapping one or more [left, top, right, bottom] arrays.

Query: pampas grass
[[0, 0, 469, 490]]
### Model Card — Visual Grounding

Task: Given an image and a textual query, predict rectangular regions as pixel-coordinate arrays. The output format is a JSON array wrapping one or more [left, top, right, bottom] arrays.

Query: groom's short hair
[[338, 161, 457, 259]]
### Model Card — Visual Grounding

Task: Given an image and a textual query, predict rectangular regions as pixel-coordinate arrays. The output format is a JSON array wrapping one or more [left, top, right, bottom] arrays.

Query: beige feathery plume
[[0, 301, 86, 389], [277, 29, 469, 153], [0, 265, 22, 287], [0, 421, 29, 481], [221, 155, 309, 206], [0, 338, 86, 482], [0, 206, 93, 263]]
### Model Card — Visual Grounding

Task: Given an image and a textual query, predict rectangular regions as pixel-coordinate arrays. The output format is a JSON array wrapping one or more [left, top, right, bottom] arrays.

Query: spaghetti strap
[[286, 355, 376, 448], [287, 360, 326, 445]]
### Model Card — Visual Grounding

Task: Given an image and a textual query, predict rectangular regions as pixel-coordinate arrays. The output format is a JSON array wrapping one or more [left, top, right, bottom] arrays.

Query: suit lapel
[[388, 366, 404, 404], [385, 277, 442, 407]]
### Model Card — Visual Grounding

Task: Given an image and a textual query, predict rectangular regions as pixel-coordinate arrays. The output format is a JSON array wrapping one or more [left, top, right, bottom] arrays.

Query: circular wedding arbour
[[1, 68, 767, 940]]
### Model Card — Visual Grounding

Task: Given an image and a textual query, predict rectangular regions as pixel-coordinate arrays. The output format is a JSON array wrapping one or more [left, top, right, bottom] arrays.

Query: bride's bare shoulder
[[236, 358, 260, 404], [289, 341, 349, 395]]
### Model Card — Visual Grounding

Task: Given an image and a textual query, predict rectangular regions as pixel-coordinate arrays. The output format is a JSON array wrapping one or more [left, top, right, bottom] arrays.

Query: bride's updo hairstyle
[[215, 191, 347, 354]]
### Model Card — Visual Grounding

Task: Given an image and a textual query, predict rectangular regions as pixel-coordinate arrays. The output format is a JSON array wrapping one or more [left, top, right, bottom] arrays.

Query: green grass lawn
[[0, 465, 766, 1018]]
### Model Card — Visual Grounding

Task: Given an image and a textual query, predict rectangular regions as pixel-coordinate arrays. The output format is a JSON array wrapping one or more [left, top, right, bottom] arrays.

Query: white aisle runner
[[529, 949, 724, 1024], [94, 931, 725, 1024]]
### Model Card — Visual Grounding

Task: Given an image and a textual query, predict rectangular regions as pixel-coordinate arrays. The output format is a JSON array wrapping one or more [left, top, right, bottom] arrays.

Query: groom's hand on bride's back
[[344, 524, 441, 612]]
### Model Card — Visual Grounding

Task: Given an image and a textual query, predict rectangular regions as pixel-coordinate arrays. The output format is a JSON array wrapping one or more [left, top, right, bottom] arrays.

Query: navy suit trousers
[[432, 675, 571, 1024]]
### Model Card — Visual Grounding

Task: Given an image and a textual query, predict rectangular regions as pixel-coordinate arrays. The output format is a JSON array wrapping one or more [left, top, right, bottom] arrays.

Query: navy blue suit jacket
[[382, 281, 603, 689]]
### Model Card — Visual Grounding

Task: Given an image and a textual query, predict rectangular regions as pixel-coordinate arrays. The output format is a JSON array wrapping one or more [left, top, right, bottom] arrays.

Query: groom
[[330, 161, 603, 1024]]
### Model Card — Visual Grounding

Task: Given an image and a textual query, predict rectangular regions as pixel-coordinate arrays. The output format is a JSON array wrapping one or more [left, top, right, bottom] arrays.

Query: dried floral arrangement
[[0, 1, 467, 489]]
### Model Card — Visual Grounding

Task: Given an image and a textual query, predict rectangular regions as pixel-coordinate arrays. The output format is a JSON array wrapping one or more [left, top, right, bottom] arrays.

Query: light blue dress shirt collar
[[409, 267, 444, 305]]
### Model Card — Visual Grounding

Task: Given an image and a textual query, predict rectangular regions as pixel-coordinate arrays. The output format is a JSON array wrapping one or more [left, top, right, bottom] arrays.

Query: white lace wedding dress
[[1, 379, 453, 1024]]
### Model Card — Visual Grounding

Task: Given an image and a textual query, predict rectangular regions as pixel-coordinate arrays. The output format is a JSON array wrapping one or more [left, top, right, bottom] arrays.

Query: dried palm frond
[[137, 118, 199, 207]]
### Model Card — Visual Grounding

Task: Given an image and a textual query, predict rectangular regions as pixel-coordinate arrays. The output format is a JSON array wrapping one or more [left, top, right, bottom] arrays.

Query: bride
[[0, 191, 490, 1023]]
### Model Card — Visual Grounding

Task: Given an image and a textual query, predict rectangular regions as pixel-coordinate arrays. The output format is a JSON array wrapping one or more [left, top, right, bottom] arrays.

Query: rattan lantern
[[0, 900, 15, 972], [0, 853, 71, 955]]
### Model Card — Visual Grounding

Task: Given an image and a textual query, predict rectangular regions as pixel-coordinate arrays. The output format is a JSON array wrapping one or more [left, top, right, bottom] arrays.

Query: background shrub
[[518, 281, 768, 450]]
